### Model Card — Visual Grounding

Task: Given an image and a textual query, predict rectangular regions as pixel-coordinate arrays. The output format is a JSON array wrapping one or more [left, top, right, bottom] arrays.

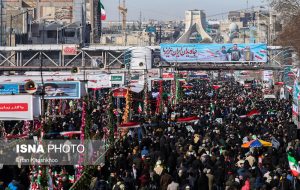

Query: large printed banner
[[0, 95, 33, 120], [0, 82, 83, 99], [37, 82, 81, 99], [87, 74, 111, 89], [293, 80, 299, 105], [160, 43, 267, 63], [0, 84, 19, 95], [293, 80, 300, 128]]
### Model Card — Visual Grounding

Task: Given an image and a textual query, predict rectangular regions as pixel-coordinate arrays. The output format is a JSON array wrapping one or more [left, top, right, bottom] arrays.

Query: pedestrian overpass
[[0, 44, 286, 72]]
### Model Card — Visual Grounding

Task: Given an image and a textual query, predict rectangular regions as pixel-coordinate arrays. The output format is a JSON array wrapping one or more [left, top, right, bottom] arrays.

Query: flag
[[138, 102, 142, 114], [210, 103, 215, 118], [60, 131, 81, 137], [119, 122, 140, 129], [69, 175, 75, 183], [212, 85, 221, 90], [98, 0, 106, 20], [267, 109, 276, 115], [288, 153, 300, 176], [240, 109, 260, 118], [177, 116, 199, 123]]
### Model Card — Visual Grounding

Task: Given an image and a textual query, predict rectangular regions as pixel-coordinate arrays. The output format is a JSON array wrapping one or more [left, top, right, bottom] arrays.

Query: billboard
[[0, 95, 33, 120], [293, 80, 300, 127], [0, 84, 19, 95], [160, 43, 267, 63], [37, 82, 81, 99], [0, 82, 83, 99], [87, 74, 111, 89], [283, 66, 293, 86]]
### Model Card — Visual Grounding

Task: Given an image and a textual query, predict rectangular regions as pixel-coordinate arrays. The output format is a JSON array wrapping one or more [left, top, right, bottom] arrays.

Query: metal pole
[[57, 28, 59, 44], [10, 15, 12, 46], [0, 0, 2, 46], [40, 52, 45, 118], [42, 20, 45, 44], [80, 26, 83, 45], [159, 25, 162, 44], [29, 18, 32, 44], [243, 28, 245, 43]]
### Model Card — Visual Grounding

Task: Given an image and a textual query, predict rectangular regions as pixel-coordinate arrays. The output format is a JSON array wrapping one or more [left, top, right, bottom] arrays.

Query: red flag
[[212, 85, 221, 90]]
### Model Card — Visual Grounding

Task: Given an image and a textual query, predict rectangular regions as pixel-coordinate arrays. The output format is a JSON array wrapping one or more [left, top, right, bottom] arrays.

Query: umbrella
[[241, 139, 272, 148]]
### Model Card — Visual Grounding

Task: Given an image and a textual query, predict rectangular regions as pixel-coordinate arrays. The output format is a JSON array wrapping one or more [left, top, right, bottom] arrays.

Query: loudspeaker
[[170, 62, 176, 66], [24, 80, 37, 94], [71, 66, 79, 74]]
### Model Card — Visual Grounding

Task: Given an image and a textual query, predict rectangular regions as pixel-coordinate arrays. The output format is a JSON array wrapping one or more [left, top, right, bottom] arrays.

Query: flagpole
[[98, 0, 102, 41]]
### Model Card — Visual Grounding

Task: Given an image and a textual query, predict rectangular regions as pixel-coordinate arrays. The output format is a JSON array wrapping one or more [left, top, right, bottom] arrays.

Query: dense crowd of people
[[91, 77, 299, 190], [0, 75, 299, 190]]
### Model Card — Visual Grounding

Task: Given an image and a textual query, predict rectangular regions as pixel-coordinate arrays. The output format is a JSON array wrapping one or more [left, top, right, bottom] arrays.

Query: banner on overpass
[[160, 43, 267, 63]]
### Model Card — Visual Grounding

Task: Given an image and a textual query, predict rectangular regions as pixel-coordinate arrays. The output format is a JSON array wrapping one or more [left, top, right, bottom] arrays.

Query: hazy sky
[[102, 0, 267, 21]]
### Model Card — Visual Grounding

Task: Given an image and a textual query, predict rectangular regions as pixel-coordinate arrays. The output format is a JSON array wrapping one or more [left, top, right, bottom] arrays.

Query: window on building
[[47, 30, 57, 38], [64, 30, 76, 37]]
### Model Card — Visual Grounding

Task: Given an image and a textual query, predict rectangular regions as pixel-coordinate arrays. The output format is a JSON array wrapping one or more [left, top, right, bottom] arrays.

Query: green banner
[[111, 76, 123, 81]]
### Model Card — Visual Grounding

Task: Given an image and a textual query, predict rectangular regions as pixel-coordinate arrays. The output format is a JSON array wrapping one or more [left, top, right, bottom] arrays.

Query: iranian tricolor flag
[[288, 153, 300, 176], [240, 109, 261, 118], [119, 122, 140, 129], [99, 0, 106, 20], [138, 102, 142, 114]]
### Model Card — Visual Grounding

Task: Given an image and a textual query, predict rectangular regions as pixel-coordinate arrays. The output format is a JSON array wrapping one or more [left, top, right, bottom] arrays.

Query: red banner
[[0, 103, 28, 111], [113, 88, 128, 97], [162, 73, 174, 79], [62, 45, 77, 55]]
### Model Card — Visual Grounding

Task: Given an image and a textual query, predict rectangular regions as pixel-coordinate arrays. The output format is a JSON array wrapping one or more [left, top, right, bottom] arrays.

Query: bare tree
[[268, 0, 300, 21], [268, 0, 300, 58], [275, 14, 300, 56]]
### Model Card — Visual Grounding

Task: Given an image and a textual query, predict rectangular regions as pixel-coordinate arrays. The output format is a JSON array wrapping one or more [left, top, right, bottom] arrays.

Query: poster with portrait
[[39, 82, 81, 99], [160, 43, 267, 63]]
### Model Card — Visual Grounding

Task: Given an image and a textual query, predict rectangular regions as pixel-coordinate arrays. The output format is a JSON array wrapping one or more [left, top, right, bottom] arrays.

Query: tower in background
[[176, 10, 212, 43]]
